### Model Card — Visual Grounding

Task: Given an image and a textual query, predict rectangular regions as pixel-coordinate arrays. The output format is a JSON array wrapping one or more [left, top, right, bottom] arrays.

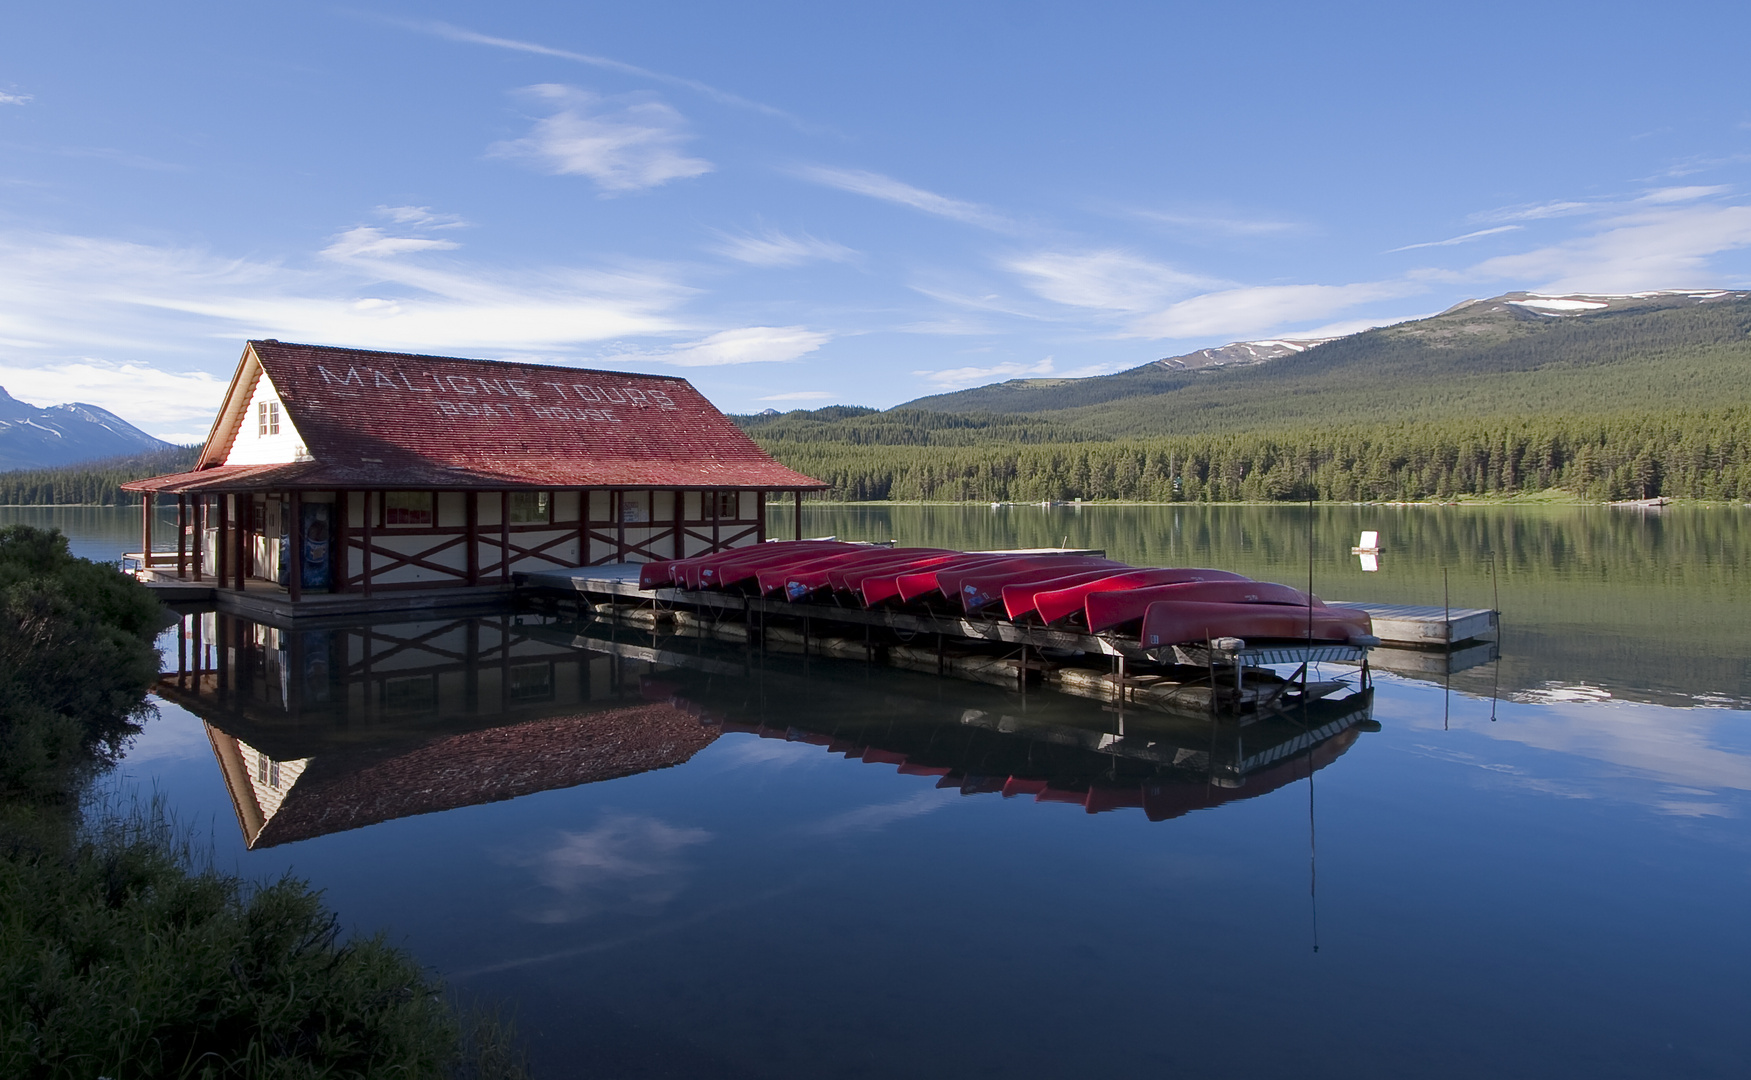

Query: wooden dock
[[518, 565, 1382, 722], [1326, 602, 1496, 647]]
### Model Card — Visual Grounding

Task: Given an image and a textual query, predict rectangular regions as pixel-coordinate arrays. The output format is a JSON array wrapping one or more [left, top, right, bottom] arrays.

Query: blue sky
[[3, 1, 1750, 441]]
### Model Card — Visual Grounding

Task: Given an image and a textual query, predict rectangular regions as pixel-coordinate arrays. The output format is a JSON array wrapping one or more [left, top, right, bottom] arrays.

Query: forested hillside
[[757, 410, 1751, 503], [734, 406, 1109, 446], [902, 292, 1751, 438], [0, 446, 199, 505]]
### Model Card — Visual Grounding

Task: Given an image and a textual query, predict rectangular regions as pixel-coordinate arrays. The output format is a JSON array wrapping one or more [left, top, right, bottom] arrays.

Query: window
[[509, 491, 550, 524], [382, 675, 437, 711], [256, 752, 280, 789], [509, 662, 554, 701], [713, 491, 739, 519], [258, 400, 280, 436], [383, 492, 433, 526]]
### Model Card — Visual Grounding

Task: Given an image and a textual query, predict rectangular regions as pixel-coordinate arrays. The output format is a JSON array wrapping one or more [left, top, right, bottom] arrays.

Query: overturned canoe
[[1032, 568, 1252, 626], [1085, 579, 1319, 634], [953, 558, 1127, 613], [1139, 600, 1371, 647], [684, 541, 854, 590]]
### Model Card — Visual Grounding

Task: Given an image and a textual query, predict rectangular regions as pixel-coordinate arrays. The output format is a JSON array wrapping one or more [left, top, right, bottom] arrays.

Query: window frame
[[508, 490, 552, 525], [258, 400, 280, 437], [382, 491, 435, 528]]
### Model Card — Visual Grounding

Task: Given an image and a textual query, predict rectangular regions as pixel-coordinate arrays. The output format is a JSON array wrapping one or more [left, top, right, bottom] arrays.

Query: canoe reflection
[[157, 610, 1372, 848]]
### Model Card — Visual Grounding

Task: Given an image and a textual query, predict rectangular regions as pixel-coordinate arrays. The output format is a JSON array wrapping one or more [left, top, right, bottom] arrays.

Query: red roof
[[125, 340, 825, 493]]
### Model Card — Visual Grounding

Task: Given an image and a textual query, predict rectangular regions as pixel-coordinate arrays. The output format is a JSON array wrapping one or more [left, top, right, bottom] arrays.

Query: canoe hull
[[1085, 579, 1320, 633], [1139, 600, 1371, 647], [1031, 568, 1251, 625]]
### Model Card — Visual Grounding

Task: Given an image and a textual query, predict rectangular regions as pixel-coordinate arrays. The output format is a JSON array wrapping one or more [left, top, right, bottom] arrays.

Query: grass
[[0, 526, 532, 1078]]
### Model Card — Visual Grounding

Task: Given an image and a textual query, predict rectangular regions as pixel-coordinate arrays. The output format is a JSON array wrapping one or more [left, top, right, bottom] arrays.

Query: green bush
[[0, 526, 165, 801], [0, 813, 461, 1079], [0, 527, 530, 1078]]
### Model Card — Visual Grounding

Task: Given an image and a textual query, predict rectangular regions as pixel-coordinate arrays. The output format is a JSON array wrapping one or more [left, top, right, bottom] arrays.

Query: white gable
[[224, 370, 312, 465]]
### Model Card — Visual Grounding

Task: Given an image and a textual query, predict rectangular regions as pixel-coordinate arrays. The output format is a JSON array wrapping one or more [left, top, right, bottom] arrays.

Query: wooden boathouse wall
[[125, 340, 822, 605]]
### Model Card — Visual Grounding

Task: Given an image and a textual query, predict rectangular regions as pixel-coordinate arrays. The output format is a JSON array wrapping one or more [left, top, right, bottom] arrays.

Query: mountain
[[894, 289, 1751, 437], [0, 386, 176, 471]]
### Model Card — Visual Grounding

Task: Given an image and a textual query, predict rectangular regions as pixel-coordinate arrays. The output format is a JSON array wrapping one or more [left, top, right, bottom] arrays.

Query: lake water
[[9, 503, 1751, 1078]]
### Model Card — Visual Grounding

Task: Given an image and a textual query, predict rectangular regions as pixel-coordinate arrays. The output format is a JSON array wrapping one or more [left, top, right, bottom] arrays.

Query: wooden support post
[[217, 494, 230, 591], [288, 629, 304, 717], [332, 491, 347, 592], [176, 495, 187, 579], [191, 612, 203, 695], [216, 613, 230, 694], [286, 491, 301, 602], [756, 491, 766, 543], [233, 495, 245, 592], [499, 614, 512, 713], [192, 497, 204, 581], [673, 490, 684, 559], [794, 490, 803, 541], [361, 492, 374, 597], [500, 491, 511, 582], [466, 491, 480, 585], [142, 492, 154, 572], [710, 490, 720, 553]]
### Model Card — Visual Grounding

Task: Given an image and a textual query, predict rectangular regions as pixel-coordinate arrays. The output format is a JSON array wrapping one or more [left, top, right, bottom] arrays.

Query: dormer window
[[259, 401, 280, 436]]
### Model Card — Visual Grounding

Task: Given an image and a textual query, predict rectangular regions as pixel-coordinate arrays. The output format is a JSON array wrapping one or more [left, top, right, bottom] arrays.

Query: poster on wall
[[278, 504, 332, 588], [300, 502, 331, 591]]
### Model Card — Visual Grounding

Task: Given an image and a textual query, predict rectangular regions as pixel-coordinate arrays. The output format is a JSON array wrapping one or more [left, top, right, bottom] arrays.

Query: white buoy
[[1352, 530, 1381, 571]]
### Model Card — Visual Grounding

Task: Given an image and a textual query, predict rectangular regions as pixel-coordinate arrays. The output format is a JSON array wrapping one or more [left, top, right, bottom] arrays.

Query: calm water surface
[[10, 503, 1751, 1078]]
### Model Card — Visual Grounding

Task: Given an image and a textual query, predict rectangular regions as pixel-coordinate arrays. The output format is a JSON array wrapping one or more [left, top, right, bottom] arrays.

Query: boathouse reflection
[[159, 611, 1374, 848]]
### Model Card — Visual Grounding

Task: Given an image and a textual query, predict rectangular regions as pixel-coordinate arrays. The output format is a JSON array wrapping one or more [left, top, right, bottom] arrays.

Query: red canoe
[[685, 541, 852, 589], [953, 558, 1128, 613], [1029, 568, 1252, 625], [1138, 599, 1371, 647], [834, 551, 966, 598], [918, 555, 1116, 608], [773, 548, 957, 599], [703, 542, 864, 590], [1001, 568, 1156, 621], [861, 553, 1016, 606], [751, 547, 897, 597], [1085, 579, 1320, 633]]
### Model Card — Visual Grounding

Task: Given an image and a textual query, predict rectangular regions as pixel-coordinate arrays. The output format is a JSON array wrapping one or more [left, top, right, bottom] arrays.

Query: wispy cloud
[[0, 360, 226, 430], [490, 85, 712, 194], [0, 229, 692, 365], [1006, 250, 1215, 312], [321, 227, 459, 260], [795, 165, 1013, 231], [1385, 225, 1522, 253], [509, 814, 711, 924], [377, 205, 468, 229], [1127, 280, 1424, 340], [1469, 202, 1751, 294], [393, 17, 813, 130], [1472, 199, 1595, 224], [0, 91, 31, 106], [708, 226, 856, 267], [803, 790, 958, 836], [645, 325, 830, 366], [758, 390, 834, 401], [913, 356, 1056, 390], [1636, 184, 1731, 204]]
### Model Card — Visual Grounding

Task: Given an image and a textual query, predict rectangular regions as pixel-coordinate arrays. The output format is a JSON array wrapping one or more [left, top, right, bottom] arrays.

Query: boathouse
[[124, 340, 825, 603]]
